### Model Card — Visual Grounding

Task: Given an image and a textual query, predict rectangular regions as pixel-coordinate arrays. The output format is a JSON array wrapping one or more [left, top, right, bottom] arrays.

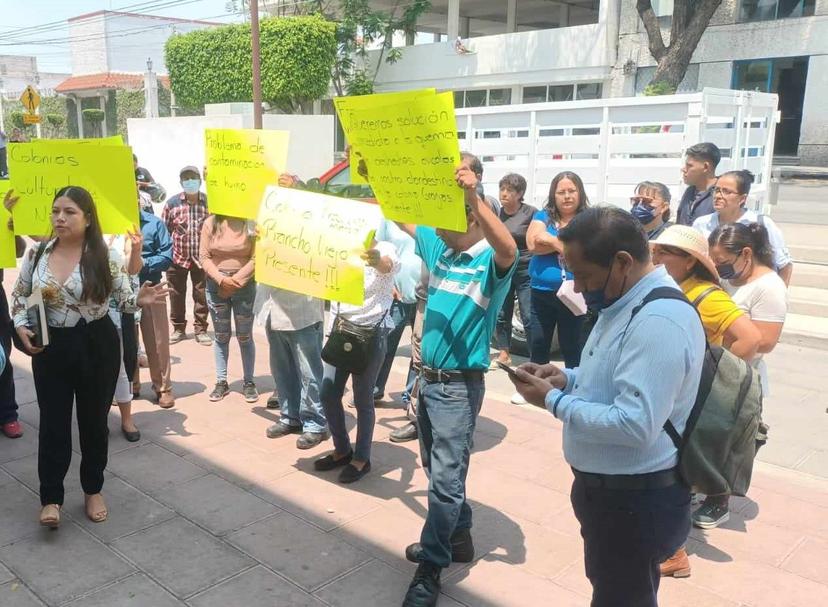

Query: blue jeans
[[571, 475, 691, 607], [417, 374, 485, 568], [374, 300, 417, 398], [206, 278, 256, 383], [267, 321, 327, 434], [494, 265, 531, 352], [321, 328, 388, 462], [529, 287, 585, 368]]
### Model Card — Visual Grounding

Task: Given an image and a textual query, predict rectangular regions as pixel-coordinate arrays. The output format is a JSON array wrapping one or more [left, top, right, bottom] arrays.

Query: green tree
[[637, 0, 723, 94], [264, 1, 431, 97], [165, 15, 336, 113]]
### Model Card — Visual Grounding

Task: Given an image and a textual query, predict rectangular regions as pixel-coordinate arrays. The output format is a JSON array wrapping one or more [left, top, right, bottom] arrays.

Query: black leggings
[[32, 316, 120, 506]]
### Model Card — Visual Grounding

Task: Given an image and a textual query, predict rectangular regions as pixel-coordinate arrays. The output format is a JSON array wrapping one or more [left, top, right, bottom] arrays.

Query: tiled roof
[[55, 72, 170, 93]]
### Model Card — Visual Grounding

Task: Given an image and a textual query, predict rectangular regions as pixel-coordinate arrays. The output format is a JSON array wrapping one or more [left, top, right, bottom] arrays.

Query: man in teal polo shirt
[[396, 159, 518, 607]]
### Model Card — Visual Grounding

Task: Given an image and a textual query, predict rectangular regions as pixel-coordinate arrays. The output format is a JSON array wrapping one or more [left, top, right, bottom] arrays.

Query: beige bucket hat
[[652, 224, 720, 282]]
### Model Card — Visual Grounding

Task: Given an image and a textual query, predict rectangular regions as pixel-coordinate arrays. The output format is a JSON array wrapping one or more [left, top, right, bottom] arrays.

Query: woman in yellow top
[[651, 224, 762, 580], [652, 225, 760, 357]]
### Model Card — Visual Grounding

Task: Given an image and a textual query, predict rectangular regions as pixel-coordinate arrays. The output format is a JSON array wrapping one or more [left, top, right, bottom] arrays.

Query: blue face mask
[[182, 179, 201, 194], [631, 203, 656, 225], [582, 258, 626, 313]]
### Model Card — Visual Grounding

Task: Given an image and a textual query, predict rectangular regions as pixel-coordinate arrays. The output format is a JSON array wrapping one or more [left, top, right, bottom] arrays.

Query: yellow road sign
[[22, 113, 42, 125], [20, 86, 41, 113]]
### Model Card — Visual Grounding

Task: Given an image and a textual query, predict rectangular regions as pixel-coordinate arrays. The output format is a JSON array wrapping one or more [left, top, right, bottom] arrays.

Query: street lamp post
[[250, 0, 263, 129]]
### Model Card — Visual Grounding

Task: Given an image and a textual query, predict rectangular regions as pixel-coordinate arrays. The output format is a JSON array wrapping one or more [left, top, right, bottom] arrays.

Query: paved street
[[1, 318, 827, 607]]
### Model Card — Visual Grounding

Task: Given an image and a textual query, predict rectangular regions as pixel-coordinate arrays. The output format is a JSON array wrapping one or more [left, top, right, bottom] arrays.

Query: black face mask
[[716, 252, 745, 280]]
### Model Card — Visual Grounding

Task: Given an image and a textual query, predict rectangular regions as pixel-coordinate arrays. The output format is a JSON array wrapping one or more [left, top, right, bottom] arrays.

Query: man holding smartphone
[[509, 206, 704, 607]]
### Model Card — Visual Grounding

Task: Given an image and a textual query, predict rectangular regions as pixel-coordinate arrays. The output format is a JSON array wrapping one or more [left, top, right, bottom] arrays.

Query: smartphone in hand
[[496, 361, 520, 380]]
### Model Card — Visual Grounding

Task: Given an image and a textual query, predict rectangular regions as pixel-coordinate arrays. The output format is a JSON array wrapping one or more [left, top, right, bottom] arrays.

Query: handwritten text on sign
[[8, 142, 138, 236], [337, 91, 465, 231], [205, 129, 289, 219], [255, 187, 381, 306]]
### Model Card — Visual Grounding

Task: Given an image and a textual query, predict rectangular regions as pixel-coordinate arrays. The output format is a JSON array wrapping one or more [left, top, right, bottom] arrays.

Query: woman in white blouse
[[696, 221, 787, 531], [11, 186, 167, 528], [314, 237, 400, 484]]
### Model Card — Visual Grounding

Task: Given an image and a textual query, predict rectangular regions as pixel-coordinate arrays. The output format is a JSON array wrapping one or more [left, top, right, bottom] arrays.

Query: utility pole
[[250, 0, 263, 129]]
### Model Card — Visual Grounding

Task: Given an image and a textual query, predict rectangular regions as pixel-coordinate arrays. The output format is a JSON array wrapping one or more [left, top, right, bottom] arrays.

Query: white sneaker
[[510, 392, 527, 405]]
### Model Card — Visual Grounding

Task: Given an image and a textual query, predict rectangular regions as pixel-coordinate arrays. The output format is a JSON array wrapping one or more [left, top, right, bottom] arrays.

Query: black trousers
[[571, 474, 691, 607], [32, 316, 120, 506], [0, 289, 18, 425]]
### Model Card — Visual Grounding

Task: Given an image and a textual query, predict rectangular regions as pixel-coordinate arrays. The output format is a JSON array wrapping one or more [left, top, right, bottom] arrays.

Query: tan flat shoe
[[84, 493, 108, 523], [39, 504, 61, 528]]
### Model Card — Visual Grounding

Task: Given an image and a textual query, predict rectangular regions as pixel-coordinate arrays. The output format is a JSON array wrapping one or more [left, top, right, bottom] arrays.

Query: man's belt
[[421, 367, 484, 384], [572, 467, 682, 491]]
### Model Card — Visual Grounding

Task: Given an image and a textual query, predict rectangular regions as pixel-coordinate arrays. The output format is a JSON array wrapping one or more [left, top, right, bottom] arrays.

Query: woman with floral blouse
[[11, 186, 168, 528]]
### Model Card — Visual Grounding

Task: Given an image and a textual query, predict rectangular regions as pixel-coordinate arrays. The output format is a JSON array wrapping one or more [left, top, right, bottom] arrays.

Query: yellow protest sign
[[30, 135, 125, 146], [336, 90, 465, 231], [0, 181, 17, 268], [255, 186, 381, 305], [334, 90, 435, 185], [8, 142, 138, 236], [205, 128, 289, 219]]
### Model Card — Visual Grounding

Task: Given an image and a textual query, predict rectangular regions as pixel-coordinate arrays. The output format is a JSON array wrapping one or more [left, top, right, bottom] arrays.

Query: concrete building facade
[[329, 0, 828, 165]]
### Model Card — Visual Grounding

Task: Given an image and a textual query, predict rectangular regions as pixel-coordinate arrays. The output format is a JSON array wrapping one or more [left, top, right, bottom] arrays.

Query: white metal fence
[[456, 88, 779, 214]]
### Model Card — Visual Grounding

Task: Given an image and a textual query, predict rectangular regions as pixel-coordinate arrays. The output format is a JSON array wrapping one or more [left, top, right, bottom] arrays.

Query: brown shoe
[[660, 547, 691, 578], [158, 391, 176, 409]]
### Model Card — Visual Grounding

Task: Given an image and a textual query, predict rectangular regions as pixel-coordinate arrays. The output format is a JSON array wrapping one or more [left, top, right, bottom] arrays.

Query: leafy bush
[[82, 108, 105, 123], [643, 81, 677, 96], [165, 15, 336, 113]]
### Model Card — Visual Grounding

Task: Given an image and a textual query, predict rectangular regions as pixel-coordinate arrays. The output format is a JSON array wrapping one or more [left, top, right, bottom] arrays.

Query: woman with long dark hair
[[11, 186, 168, 527], [694, 222, 787, 531], [199, 214, 257, 402], [524, 171, 589, 374]]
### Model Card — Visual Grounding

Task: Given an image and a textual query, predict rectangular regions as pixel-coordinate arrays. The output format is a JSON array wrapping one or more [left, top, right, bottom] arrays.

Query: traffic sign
[[22, 113, 42, 125], [20, 85, 41, 113]]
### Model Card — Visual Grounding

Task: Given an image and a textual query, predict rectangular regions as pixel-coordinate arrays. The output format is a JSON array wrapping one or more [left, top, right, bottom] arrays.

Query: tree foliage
[[271, 0, 431, 97], [636, 0, 722, 93], [165, 15, 336, 113]]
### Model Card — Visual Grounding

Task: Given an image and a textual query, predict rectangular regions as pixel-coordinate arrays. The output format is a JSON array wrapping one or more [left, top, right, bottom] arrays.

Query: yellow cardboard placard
[[334, 89, 435, 185], [205, 128, 290, 219], [8, 142, 138, 236], [30, 135, 125, 146], [0, 181, 17, 268], [255, 186, 381, 305], [336, 91, 465, 231]]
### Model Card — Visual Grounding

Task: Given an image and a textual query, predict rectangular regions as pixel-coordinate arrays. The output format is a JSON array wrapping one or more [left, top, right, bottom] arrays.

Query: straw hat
[[652, 225, 720, 282]]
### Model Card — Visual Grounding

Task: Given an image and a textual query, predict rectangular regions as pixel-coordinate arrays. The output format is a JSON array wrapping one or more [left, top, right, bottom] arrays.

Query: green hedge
[[165, 15, 336, 113]]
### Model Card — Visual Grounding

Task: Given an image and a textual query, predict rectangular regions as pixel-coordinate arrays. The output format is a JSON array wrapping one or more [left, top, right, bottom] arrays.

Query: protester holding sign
[[0, 187, 27, 439], [10, 186, 168, 528], [163, 166, 211, 346], [394, 156, 518, 607], [314, 237, 400, 483], [199, 214, 257, 402]]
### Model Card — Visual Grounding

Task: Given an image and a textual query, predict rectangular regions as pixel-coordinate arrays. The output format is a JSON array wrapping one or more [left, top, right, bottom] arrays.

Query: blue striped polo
[[415, 227, 516, 370]]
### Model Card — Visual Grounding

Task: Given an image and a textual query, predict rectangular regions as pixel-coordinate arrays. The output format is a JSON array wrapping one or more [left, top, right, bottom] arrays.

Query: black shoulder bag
[[321, 304, 388, 375], [11, 241, 48, 357]]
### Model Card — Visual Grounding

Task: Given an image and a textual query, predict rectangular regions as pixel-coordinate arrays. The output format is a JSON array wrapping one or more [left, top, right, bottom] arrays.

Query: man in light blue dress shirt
[[512, 207, 705, 607]]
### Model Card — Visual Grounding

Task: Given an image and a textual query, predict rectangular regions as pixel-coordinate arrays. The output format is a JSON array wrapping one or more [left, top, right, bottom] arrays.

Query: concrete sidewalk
[[1, 331, 828, 607]]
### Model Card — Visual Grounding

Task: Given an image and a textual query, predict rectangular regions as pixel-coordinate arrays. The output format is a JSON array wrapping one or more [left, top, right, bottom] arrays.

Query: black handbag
[[321, 308, 387, 375], [11, 242, 48, 357]]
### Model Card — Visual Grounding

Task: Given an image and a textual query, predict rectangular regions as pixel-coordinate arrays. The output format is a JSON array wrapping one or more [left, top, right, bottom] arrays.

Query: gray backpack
[[631, 287, 765, 497]]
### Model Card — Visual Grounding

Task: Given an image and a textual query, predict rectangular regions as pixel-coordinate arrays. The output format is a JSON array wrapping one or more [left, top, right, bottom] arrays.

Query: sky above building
[[0, 0, 241, 73]]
